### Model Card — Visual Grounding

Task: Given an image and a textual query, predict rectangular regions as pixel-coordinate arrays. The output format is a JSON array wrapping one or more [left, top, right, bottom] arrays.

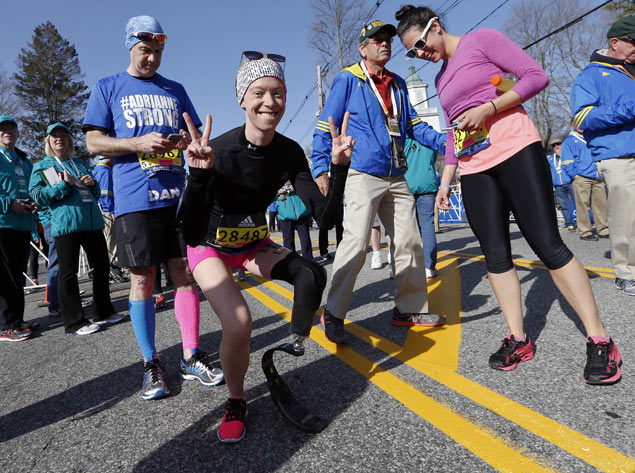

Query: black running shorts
[[115, 205, 187, 268]]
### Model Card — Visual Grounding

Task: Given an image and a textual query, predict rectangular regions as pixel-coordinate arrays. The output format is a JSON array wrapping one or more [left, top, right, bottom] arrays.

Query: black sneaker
[[391, 307, 446, 327], [580, 234, 599, 241], [489, 335, 535, 371], [584, 338, 622, 385], [180, 351, 224, 386], [320, 308, 346, 344]]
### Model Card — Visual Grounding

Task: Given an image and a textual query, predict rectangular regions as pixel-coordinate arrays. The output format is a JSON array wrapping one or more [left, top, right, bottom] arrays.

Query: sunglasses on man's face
[[405, 17, 438, 59], [131, 31, 167, 45], [241, 51, 286, 66]]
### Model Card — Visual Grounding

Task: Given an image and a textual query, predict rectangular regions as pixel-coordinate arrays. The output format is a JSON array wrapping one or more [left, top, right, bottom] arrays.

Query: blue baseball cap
[[0, 115, 17, 126], [46, 122, 71, 135], [125, 15, 165, 50]]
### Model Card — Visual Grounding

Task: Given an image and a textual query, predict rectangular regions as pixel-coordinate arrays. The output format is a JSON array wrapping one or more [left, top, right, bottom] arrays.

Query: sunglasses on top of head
[[130, 31, 167, 45], [241, 51, 286, 68], [405, 17, 438, 59]]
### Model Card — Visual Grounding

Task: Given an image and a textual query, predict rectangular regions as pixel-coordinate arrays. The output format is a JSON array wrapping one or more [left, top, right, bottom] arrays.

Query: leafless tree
[[308, 0, 374, 85], [504, 0, 614, 146], [0, 65, 18, 117], [607, 0, 635, 18]]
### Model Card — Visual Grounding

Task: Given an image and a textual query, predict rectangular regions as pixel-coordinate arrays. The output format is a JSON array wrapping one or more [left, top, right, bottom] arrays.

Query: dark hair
[[394, 5, 442, 38]]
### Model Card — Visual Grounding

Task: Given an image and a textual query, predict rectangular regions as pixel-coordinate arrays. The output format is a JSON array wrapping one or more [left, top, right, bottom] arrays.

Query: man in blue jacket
[[571, 15, 635, 296], [0, 115, 37, 341], [561, 127, 608, 241], [546, 137, 576, 232], [311, 20, 446, 344]]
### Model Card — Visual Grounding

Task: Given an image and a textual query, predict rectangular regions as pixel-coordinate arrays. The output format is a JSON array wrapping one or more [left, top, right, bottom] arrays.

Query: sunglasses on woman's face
[[241, 51, 286, 67], [130, 31, 167, 45], [405, 17, 438, 59]]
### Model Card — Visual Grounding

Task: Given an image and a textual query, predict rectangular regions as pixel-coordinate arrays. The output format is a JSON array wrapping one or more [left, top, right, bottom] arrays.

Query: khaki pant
[[102, 211, 117, 265], [572, 175, 608, 237], [597, 157, 635, 280], [327, 170, 429, 318]]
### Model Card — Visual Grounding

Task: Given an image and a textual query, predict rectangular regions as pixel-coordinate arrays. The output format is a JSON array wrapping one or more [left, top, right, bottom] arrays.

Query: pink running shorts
[[187, 238, 274, 272]]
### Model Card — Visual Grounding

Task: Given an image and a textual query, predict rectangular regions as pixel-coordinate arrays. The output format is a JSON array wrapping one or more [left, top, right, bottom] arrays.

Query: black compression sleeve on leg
[[271, 252, 327, 336]]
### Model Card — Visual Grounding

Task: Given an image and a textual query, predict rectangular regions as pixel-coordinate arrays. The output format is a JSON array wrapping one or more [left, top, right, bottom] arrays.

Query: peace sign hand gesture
[[329, 111, 355, 166], [183, 112, 215, 169]]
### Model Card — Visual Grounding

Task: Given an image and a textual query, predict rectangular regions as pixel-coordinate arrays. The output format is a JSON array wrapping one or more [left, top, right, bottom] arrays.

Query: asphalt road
[[1, 223, 633, 473]]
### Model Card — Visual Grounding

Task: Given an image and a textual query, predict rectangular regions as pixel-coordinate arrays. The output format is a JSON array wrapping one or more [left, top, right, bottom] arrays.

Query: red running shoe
[[489, 335, 535, 371], [154, 294, 166, 308], [218, 397, 247, 443], [584, 338, 622, 385]]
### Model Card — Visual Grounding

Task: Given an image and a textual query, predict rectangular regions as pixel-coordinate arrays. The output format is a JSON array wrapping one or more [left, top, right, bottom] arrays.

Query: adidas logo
[[238, 216, 254, 227]]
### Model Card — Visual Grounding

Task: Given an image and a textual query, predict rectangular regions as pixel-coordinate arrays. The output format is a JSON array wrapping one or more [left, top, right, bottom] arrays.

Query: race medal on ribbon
[[388, 118, 401, 137], [215, 212, 269, 249], [137, 149, 182, 174], [453, 125, 491, 158]]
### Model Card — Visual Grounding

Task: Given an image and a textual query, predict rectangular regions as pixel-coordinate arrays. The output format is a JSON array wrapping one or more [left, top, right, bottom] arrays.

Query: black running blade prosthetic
[[261, 343, 329, 433]]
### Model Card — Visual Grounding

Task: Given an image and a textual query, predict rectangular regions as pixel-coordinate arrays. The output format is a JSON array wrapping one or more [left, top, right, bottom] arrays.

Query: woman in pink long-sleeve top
[[394, 5, 622, 385]]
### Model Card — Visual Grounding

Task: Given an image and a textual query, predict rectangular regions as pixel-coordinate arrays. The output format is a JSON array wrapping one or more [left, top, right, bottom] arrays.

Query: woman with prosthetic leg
[[179, 53, 353, 443]]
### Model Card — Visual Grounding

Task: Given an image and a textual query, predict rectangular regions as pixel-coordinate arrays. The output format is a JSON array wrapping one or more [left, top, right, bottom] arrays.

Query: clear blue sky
[[3, 0, 524, 148]]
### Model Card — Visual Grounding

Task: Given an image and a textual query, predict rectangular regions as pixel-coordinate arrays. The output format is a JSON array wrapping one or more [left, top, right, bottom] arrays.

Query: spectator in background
[[277, 182, 314, 260], [561, 127, 608, 241], [93, 156, 127, 281], [547, 137, 576, 232], [0, 115, 38, 341], [29, 122, 124, 335], [572, 15, 635, 296], [267, 200, 278, 232], [404, 137, 439, 279]]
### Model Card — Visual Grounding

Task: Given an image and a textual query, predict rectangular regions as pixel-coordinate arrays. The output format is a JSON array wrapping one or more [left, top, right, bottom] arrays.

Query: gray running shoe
[[320, 308, 347, 344], [142, 359, 170, 400], [392, 307, 446, 327], [94, 312, 126, 325], [180, 351, 224, 386], [0, 328, 32, 342]]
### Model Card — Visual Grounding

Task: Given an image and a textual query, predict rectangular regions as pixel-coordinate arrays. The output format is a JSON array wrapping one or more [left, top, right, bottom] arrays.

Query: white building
[[405, 65, 441, 132]]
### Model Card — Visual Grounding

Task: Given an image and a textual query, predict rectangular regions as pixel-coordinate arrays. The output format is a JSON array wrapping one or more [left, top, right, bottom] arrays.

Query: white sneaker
[[371, 251, 382, 269], [426, 268, 439, 279], [94, 313, 126, 325], [70, 323, 100, 336]]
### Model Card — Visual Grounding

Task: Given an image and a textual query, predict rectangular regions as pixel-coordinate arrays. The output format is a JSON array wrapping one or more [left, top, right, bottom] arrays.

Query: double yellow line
[[238, 253, 633, 472]]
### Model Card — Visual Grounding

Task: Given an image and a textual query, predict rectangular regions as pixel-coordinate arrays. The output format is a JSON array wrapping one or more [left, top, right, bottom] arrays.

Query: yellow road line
[[250, 275, 635, 473], [438, 250, 615, 278], [240, 281, 554, 473]]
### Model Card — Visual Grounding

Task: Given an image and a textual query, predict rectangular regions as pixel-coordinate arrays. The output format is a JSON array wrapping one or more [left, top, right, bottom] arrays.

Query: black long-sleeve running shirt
[[180, 125, 348, 252]]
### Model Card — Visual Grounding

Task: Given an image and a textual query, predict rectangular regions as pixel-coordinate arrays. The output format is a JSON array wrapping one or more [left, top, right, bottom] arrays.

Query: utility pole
[[317, 65, 324, 115]]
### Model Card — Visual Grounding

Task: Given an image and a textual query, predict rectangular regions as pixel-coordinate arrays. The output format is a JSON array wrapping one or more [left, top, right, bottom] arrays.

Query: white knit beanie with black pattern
[[235, 58, 285, 104]]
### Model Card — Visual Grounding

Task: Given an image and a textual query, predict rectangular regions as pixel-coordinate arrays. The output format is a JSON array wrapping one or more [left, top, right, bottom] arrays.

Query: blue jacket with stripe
[[560, 131, 600, 180], [311, 62, 445, 179], [92, 162, 114, 213], [571, 50, 635, 162]]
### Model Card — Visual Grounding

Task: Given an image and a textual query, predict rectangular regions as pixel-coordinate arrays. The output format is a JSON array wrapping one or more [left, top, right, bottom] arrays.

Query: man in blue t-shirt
[[83, 15, 223, 400]]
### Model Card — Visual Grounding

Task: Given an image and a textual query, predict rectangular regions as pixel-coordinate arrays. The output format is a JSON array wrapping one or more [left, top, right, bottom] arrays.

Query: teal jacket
[[29, 156, 103, 237], [403, 138, 438, 195], [0, 146, 36, 233]]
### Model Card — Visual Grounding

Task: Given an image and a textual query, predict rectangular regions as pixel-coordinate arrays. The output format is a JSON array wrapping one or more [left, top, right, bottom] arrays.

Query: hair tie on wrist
[[490, 100, 497, 114], [439, 184, 451, 189]]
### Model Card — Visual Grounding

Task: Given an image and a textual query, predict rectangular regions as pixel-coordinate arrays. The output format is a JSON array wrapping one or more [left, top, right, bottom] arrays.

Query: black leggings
[[461, 142, 573, 273]]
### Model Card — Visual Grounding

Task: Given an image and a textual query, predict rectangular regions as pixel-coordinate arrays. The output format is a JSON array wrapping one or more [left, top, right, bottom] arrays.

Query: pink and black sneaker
[[584, 338, 622, 385], [488, 335, 535, 371], [218, 397, 247, 443]]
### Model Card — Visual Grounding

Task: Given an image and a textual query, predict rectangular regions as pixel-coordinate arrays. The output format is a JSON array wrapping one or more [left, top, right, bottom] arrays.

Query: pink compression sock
[[174, 290, 200, 350]]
